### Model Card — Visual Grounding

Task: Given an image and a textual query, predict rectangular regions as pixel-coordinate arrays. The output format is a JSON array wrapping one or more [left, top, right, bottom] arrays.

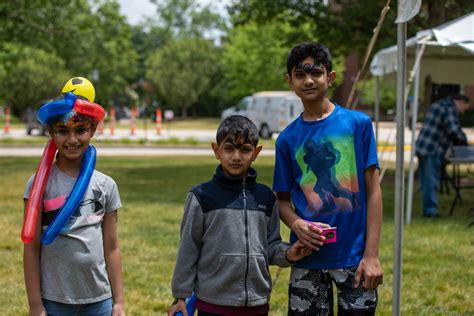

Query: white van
[[221, 91, 303, 139]]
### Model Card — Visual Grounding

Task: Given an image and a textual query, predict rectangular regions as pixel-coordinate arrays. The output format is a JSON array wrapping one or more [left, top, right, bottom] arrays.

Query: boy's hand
[[168, 298, 187, 316], [354, 255, 383, 290], [292, 219, 330, 250], [286, 240, 312, 262]]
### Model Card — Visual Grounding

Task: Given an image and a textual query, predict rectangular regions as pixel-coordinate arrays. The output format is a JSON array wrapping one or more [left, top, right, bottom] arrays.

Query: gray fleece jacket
[[171, 166, 292, 307]]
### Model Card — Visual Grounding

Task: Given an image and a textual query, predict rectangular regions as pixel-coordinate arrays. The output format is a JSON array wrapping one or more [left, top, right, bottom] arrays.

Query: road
[[1, 122, 473, 163]]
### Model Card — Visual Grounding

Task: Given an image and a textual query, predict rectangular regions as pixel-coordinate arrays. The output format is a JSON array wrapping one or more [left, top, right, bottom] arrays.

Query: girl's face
[[50, 117, 94, 163]]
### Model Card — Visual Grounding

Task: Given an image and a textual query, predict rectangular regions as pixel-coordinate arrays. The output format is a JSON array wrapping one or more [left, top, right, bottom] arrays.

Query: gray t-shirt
[[24, 163, 122, 304]]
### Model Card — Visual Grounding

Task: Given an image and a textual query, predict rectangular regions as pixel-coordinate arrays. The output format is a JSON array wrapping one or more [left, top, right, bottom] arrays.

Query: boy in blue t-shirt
[[273, 42, 383, 315]]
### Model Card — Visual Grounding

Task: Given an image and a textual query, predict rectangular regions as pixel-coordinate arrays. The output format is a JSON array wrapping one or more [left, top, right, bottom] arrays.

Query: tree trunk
[[426, 0, 447, 27], [181, 106, 187, 118]]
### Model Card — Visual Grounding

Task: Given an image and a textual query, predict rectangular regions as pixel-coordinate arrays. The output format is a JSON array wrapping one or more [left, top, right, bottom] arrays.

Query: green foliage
[[133, 0, 228, 115], [149, 0, 226, 38], [89, 1, 138, 104], [358, 78, 397, 112], [131, 24, 173, 80], [146, 38, 223, 117], [222, 21, 292, 100], [229, 0, 474, 57], [0, 42, 70, 115], [0, 0, 138, 107], [222, 20, 345, 103]]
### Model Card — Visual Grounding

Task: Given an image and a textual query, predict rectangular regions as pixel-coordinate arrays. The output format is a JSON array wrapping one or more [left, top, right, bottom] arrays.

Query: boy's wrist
[[362, 248, 380, 258], [285, 247, 296, 264]]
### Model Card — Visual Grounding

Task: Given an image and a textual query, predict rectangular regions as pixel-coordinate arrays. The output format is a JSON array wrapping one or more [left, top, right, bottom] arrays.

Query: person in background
[[416, 94, 470, 218]]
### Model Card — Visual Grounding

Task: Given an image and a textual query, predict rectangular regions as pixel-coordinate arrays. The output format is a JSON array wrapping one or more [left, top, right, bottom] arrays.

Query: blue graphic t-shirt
[[273, 105, 379, 269]]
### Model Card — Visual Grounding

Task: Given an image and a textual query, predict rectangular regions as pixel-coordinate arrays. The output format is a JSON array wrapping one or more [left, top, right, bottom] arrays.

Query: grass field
[[6, 116, 221, 131], [0, 156, 473, 315]]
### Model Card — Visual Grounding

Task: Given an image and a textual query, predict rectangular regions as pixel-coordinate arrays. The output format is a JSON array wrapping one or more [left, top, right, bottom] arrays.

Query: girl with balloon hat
[[23, 77, 125, 315]]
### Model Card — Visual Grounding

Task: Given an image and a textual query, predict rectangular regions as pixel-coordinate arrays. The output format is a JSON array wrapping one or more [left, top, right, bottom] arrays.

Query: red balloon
[[21, 140, 57, 243], [74, 99, 105, 121]]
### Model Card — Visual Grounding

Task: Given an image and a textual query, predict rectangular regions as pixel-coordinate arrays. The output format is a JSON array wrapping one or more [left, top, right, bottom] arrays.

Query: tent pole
[[406, 43, 425, 224], [393, 21, 406, 316], [375, 76, 380, 148]]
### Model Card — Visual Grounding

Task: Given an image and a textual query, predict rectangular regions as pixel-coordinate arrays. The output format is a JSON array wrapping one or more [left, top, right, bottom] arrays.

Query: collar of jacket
[[213, 165, 257, 191]]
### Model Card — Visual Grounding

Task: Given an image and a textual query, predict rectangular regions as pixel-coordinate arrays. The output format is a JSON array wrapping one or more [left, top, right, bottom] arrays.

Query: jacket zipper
[[243, 177, 250, 306]]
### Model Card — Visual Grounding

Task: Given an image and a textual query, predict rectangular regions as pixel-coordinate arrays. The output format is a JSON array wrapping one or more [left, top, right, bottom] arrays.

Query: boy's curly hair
[[216, 115, 259, 147], [287, 42, 332, 76]]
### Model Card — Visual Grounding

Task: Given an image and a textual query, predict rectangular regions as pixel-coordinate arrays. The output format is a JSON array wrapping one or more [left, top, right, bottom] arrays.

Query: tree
[[146, 37, 222, 117], [228, 0, 474, 109], [149, 0, 226, 39], [229, 0, 474, 57], [87, 1, 138, 104], [222, 20, 345, 102], [131, 24, 173, 81], [0, 0, 138, 107], [0, 43, 70, 116], [138, 0, 229, 116]]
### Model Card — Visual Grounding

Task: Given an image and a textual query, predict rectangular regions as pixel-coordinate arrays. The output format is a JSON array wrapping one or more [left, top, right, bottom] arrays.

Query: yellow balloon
[[61, 77, 95, 102]]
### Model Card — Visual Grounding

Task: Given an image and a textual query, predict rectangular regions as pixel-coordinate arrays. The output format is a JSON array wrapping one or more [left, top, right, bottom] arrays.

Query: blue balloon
[[37, 92, 76, 125], [41, 145, 96, 245], [175, 292, 196, 316]]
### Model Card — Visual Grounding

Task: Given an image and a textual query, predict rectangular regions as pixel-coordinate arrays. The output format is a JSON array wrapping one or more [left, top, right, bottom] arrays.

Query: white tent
[[371, 12, 474, 85], [370, 12, 474, 225], [369, 12, 473, 314]]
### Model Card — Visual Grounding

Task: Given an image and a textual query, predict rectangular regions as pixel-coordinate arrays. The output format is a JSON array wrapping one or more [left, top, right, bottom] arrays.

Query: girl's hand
[[112, 302, 126, 316], [29, 305, 47, 316]]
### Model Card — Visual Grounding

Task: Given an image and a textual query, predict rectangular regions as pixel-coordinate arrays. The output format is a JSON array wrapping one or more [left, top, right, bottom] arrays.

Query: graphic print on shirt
[[295, 134, 359, 215], [42, 189, 105, 232]]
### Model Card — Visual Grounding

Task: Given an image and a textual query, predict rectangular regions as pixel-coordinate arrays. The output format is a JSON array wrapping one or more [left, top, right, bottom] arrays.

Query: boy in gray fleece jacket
[[168, 115, 311, 316]]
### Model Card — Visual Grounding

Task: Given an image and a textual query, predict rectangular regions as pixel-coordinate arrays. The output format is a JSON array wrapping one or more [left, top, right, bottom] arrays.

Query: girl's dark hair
[[287, 42, 332, 76], [216, 115, 259, 146], [46, 95, 98, 129]]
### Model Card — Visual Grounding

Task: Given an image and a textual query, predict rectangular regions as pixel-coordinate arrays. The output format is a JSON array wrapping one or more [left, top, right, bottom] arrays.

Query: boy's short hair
[[287, 42, 332, 76], [216, 115, 259, 147]]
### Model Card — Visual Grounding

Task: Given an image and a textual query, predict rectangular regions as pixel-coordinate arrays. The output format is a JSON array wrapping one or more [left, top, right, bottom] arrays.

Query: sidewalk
[[0, 144, 412, 163], [1, 122, 472, 163], [3, 122, 473, 144]]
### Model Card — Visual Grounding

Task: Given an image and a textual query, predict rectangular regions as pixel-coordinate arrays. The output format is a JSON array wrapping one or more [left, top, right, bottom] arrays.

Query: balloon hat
[[22, 77, 102, 244], [37, 92, 105, 125], [62, 77, 96, 102]]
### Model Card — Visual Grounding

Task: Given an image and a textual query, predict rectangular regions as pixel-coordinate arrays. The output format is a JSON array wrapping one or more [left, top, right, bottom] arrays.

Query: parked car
[[22, 107, 47, 136], [221, 97, 251, 120], [114, 106, 131, 120], [221, 91, 304, 139]]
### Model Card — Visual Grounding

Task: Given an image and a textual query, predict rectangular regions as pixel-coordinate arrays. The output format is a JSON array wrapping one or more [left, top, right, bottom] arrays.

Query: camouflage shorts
[[288, 267, 377, 316]]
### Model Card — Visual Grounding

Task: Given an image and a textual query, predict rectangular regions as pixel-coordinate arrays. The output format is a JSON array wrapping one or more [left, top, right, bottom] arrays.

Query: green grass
[[3, 116, 220, 130], [1, 157, 473, 315], [150, 117, 220, 130], [92, 117, 221, 131]]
